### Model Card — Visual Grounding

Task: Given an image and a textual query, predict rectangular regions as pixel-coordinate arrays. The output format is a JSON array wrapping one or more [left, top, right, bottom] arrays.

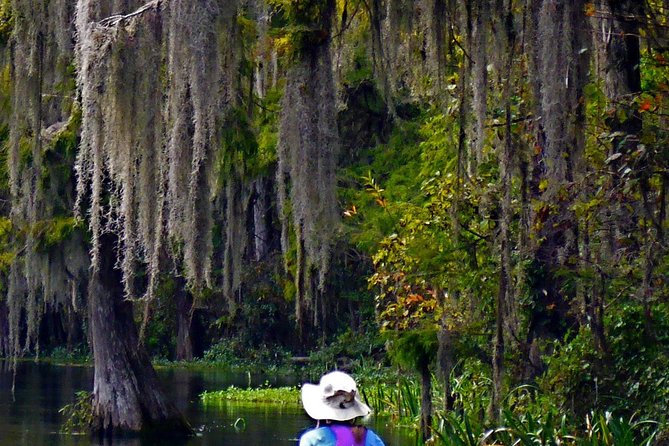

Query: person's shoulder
[[365, 428, 386, 446], [299, 426, 336, 446]]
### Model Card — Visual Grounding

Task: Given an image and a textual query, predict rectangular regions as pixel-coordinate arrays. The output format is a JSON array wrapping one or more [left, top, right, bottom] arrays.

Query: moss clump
[[268, 0, 334, 58], [33, 216, 80, 251], [48, 106, 82, 160]]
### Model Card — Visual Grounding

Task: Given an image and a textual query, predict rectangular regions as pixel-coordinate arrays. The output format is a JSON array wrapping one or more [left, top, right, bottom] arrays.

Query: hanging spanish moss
[[7, 0, 84, 356], [247, 0, 275, 100], [523, 0, 589, 375], [222, 179, 251, 311], [73, 0, 236, 433], [277, 0, 339, 335], [470, 0, 490, 172], [75, 0, 239, 298], [383, 0, 416, 96], [75, 0, 163, 303], [165, 0, 239, 291], [420, 0, 447, 87], [535, 0, 587, 189]]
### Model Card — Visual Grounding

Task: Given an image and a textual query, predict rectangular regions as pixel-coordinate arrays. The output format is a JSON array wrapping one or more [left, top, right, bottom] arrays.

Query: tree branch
[[98, 0, 163, 28]]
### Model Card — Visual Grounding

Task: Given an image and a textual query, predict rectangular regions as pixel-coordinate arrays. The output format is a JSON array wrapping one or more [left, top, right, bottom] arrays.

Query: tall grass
[[359, 375, 422, 422], [356, 372, 662, 445], [430, 409, 659, 446]]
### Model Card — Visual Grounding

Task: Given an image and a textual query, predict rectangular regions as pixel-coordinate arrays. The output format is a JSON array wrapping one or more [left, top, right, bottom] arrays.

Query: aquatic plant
[[59, 390, 94, 434], [201, 385, 300, 407]]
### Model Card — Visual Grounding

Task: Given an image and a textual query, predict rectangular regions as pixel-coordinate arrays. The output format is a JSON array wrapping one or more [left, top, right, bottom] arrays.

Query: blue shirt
[[298, 426, 386, 446]]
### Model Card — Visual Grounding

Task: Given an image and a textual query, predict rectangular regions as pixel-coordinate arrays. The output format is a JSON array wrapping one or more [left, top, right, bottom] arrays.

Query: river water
[[0, 361, 416, 446]]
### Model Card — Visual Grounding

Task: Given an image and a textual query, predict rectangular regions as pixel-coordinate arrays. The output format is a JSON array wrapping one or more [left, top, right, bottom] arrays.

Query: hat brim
[[301, 383, 371, 421]]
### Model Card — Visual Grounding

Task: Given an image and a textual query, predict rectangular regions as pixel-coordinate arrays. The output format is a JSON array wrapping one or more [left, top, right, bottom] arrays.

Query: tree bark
[[524, 0, 588, 379], [175, 278, 194, 362], [89, 234, 191, 436], [0, 299, 9, 357], [436, 320, 455, 412], [252, 177, 271, 262], [370, 0, 396, 117], [419, 360, 432, 443], [598, 1, 654, 336], [491, 10, 515, 419]]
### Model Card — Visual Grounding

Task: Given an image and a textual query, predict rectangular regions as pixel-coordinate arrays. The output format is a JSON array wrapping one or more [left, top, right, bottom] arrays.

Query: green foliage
[[40, 107, 82, 215], [307, 325, 386, 372], [254, 88, 282, 169], [0, 0, 13, 47], [200, 337, 291, 371], [59, 391, 93, 434], [142, 304, 176, 361], [430, 406, 659, 446], [530, 301, 669, 429], [0, 124, 7, 189], [202, 339, 240, 364], [537, 328, 604, 415], [47, 105, 81, 159], [0, 216, 12, 276], [605, 302, 669, 422], [219, 106, 260, 179], [267, 0, 334, 57], [200, 384, 300, 407], [359, 374, 421, 420], [432, 411, 481, 446], [342, 44, 374, 87], [387, 327, 438, 372], [43, 344, 91, 364], [32, 216, 80, 251]]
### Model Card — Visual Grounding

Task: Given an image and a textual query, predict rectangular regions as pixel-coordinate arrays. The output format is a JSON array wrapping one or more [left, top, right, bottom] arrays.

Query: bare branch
[[98, 0, 163, 28]]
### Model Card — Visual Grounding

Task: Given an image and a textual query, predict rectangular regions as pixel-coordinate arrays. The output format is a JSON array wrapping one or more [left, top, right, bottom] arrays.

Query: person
[[298, 371, 386, 446]]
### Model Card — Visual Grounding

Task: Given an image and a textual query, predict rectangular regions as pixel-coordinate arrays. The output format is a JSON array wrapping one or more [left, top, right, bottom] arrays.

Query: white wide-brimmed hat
[[301, 371, 372, 421]]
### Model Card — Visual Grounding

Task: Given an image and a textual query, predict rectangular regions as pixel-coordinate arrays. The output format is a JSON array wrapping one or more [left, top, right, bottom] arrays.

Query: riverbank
[[3, 354, 666, 445]]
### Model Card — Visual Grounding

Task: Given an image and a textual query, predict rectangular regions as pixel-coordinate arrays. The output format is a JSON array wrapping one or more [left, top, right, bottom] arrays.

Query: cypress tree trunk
[[89, 234, 191, 435]]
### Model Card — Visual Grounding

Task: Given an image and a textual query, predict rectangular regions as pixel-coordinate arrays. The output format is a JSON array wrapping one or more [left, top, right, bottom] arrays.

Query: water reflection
[[0, 361, 416, 445]]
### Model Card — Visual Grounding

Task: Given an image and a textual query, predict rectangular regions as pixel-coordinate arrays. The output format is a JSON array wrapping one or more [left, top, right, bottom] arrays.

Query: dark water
[[0, 361, 416, 446]]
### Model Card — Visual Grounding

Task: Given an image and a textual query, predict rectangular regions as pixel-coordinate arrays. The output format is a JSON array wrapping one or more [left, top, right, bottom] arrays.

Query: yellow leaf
[[538, 179, 549, 192], [584, 3, 596, 16]]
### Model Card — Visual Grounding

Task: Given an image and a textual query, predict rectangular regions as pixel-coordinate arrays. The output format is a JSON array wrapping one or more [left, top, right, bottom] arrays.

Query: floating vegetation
[[201, 385, 301, 407]]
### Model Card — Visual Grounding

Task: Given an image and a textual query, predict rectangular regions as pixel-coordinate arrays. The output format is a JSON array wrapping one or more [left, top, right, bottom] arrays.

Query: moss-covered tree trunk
[[524, 0, 589, 378], [89, 233, 191, 435], [597, 0, 650, 336], [276, 0, 339, 343], [252, 177, 272, 262], [175, 278, 194, 362], [436, 319, 454, 412], [72, 0, 236, 433]]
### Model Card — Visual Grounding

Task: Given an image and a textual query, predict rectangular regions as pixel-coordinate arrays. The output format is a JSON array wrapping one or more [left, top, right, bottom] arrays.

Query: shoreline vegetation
[[8, 344, 662, 445], [198, 372, 661, 446]]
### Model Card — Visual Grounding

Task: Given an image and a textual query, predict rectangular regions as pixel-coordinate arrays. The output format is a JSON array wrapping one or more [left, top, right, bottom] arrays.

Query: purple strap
[[329, 424, 367, 446]]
